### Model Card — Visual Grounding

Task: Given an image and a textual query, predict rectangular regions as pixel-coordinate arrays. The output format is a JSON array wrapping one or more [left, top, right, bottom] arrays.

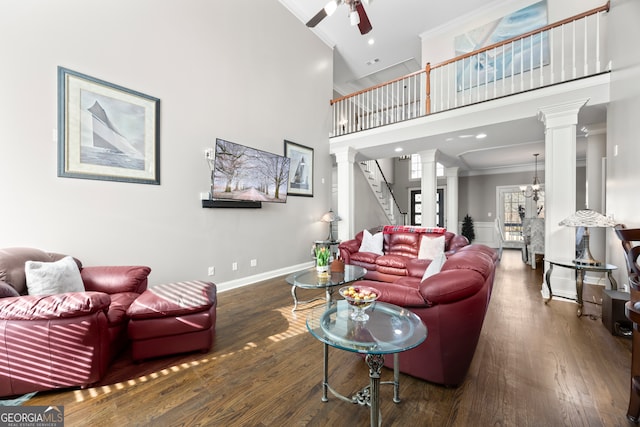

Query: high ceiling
[[279, 0, 608, 174], [279, 0, 492, 96]]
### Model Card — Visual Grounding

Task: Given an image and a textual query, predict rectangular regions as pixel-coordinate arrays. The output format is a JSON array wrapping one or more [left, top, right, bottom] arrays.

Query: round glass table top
[[285, 265, 366, 289], [306, 300, 427, 355]]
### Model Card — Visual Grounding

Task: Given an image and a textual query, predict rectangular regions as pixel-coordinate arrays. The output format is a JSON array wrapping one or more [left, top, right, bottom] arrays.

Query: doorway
[[410, 188, 444, 227]]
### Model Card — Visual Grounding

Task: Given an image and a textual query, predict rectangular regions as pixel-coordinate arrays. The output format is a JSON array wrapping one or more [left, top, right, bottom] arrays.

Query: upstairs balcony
[[329, 3, 610, 138]]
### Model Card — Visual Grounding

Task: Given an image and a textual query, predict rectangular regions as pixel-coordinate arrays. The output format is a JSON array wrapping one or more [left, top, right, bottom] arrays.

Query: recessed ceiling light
[[458, 134, 474, 139], [394, 147, 403, 152], [476, 133, 487, 139], [368, 38, 375, 45]]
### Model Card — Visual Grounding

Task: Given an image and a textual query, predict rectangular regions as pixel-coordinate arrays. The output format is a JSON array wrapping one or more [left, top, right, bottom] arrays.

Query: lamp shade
[[558, 209, 615, 228], [321, 210, 341, 223]]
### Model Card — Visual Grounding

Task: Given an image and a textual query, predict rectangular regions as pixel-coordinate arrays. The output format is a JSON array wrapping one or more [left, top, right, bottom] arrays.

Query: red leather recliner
[[0, 247, 151, 397]]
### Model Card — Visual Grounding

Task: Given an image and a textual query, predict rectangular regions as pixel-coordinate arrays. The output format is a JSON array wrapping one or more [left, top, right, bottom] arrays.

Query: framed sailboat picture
[[284, 140, 313, 197], [57, 67, 160, 184]]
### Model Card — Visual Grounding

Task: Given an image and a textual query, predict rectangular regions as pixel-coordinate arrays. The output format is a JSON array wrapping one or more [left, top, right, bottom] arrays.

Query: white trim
[[216, 261, 314, 293]]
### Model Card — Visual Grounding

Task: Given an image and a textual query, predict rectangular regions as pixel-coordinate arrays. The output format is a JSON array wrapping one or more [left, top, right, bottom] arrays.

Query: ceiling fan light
[[324, 0, 338, 16], [350, 10, 360, 26]]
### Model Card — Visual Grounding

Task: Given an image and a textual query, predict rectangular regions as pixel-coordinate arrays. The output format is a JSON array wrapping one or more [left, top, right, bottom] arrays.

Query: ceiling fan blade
[[306, 9, 328, 28], [356, 2, 372, 35]]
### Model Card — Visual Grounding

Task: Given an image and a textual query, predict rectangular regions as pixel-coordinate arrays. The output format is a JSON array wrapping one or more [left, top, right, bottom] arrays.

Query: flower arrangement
[[315, 246, 330, 267]]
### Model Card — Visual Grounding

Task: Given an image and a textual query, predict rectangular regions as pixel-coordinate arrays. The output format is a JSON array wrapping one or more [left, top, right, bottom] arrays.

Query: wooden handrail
[[330, 68, 424, 106], [329, 2, 610, 106], [433, 2, 610, 70]]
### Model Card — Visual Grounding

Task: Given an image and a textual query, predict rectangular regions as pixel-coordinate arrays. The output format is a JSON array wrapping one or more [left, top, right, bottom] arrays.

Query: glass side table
[[306, 300, 427, 427], [545, 258, 618, 317], [285, 265, 366, 312]]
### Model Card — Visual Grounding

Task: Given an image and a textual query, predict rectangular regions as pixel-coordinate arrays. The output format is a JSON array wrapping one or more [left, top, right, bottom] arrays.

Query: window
[[502, 190, 525, 242], [410, 154, 444, 180], [497, 186, 545, 245]]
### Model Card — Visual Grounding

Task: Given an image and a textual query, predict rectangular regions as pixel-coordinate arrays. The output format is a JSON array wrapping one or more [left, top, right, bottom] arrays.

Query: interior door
[[410, 189, 444, 227]]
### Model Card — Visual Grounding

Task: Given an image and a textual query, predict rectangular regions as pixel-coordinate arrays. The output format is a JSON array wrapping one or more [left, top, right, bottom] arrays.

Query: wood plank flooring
[[23, 249, 633, 426]]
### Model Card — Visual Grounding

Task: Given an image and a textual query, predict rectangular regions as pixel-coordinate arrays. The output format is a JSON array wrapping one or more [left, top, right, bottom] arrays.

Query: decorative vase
[[316, 264, 329, 274], [330, 258, 345, 273]]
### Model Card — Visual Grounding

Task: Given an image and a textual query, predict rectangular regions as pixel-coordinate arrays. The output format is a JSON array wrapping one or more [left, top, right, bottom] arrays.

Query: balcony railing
[[330, 2, 610, 137]]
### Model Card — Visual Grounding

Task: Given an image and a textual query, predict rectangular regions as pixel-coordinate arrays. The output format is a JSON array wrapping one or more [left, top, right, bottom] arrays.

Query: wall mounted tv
[[210, 138, 291, 205]]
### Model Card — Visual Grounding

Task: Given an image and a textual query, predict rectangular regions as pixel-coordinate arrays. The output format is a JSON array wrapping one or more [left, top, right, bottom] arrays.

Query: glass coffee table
[[306, 300, 427, 427], [285, 265, 366, 312]]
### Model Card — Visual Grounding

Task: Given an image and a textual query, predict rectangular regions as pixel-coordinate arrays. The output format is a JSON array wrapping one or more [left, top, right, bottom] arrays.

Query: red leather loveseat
[[0, 247, 151, 397], [338, 226, 498, 387]]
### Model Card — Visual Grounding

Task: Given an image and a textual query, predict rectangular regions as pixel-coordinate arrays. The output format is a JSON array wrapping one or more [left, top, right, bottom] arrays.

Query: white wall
[[0, 0, 333, 288], [605, 0, 640, 286], [420, 0, 605, 66]]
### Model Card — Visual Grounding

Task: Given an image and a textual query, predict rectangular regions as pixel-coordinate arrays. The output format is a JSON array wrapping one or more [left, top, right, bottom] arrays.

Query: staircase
[[358, 160, 406, 226]]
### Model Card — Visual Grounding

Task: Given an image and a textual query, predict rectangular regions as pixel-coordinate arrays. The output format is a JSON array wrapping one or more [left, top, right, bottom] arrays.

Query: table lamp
[[320, 209, 341, 241], [559, 209, 615, 265]]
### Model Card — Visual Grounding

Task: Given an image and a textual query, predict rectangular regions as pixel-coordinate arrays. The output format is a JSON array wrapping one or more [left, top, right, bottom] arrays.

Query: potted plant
[[315, 246, 330, 273], [461, 214, 476, 243]]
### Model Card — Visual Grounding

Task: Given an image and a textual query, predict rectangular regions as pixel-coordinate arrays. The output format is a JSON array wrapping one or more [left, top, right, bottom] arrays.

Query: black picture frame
[[57, 67, 160, 184], [284, 140, 313, 197]]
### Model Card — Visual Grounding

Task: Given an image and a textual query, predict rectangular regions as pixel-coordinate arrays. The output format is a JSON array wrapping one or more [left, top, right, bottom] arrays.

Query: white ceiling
[[278, 0, 608, 173], [279, 0, 493, 95]]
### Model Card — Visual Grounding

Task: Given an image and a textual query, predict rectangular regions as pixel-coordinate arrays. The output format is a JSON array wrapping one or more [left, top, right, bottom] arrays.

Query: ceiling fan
[[306, 0, 373, 35]]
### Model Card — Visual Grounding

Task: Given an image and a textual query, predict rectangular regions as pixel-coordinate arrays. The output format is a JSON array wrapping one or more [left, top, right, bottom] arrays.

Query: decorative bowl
[[339, 285, 379, 321]]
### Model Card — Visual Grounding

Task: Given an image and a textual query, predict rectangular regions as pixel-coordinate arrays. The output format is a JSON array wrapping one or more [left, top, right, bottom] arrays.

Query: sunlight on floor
[[71, 299, 319, 403]]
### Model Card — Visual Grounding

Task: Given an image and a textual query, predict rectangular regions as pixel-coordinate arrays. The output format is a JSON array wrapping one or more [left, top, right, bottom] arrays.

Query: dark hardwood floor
[[24, 249, 633, 426]]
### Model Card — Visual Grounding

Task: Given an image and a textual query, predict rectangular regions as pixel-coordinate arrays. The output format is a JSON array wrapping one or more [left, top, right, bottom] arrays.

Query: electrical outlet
[[250, 259, 257, 267], [232, 262, 238, 271], [208, 266, 215, 276]]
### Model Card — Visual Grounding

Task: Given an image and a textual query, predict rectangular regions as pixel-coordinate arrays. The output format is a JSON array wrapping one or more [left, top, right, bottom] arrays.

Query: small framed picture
[[284, 140, 313, 197], [57, 67, 160, 184]]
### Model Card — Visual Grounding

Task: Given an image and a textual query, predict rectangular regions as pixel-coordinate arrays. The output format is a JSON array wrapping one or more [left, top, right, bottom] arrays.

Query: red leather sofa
[[339, 226, 470, 283], [339, 228, 498, 387], [0, 247, 151, 397]]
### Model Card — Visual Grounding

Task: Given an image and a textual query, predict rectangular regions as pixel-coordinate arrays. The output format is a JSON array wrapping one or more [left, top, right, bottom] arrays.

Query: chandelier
[[520, 153, 541, 202]]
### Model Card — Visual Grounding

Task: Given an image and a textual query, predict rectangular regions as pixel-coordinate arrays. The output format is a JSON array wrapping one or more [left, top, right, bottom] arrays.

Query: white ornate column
[[334, 146, 357, 241], [538, 99, 588, 300], [445, 166, 459, 233], [419, 149, 438, 227]]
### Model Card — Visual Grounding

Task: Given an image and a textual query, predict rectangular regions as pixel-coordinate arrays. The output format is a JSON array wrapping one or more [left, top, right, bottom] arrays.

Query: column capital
[[332, 146, 357, 163], [445, 166, 459, 177], [538, 99, 588, 129], [418, 149, 439, 162]]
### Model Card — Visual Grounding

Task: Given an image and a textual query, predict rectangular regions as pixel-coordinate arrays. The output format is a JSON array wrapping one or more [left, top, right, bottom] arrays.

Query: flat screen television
[[211, 138, 290, 204]]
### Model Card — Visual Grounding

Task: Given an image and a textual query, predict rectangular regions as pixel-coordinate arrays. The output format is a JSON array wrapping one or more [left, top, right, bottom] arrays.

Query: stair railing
[[330, 2, 610, 137]]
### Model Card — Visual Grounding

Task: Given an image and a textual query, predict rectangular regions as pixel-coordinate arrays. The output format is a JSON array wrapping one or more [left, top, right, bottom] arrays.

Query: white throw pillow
[[25, 256, 85, 296], [421, 252, 447, 282], [359, 230, 384, 255], [418, 235, 445, 260]]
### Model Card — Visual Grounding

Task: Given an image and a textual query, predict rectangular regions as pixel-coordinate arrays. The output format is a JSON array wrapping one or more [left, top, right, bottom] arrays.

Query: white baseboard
[[216, 261, 314, 293]]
